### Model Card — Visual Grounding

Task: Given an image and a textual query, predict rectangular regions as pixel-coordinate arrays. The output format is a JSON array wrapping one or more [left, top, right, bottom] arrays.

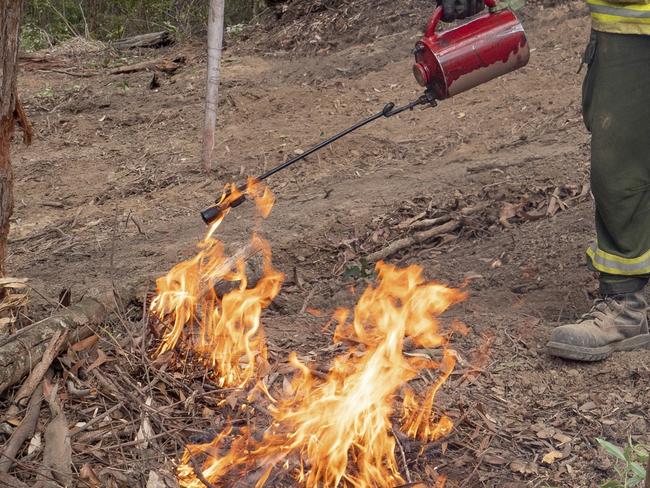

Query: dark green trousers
[[582, 31, 650, 295]]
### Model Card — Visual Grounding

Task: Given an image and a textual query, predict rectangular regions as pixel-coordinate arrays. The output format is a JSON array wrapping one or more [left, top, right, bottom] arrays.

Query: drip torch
[[200, 0, 530, 225]]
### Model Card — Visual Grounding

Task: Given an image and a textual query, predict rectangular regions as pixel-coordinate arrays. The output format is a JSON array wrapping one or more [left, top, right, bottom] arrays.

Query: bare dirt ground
[[8, 1, 650, 486]]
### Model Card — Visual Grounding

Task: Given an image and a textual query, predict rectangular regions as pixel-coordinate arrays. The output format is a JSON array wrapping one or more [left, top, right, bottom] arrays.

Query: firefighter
[[437, 0, 650, 361]]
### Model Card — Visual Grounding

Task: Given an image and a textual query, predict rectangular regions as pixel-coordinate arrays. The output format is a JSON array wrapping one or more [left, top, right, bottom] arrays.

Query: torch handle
[[425, 0, 498, 37]]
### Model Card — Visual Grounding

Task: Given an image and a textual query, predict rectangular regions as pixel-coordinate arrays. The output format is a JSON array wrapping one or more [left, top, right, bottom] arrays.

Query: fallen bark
[[367, 220, 461, 262], [0, 288, 127, 395], [112, 31, 174, 50], [40, 381, 72, 486], [13, 96, 32, 146]]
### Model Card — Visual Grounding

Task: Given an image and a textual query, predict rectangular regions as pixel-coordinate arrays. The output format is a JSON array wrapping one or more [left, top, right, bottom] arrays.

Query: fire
[[150, 180, 283, 387], [175, 262, 466, 487]]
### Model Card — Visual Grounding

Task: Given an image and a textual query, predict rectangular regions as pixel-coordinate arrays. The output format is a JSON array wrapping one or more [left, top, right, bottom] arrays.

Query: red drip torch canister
[[413, 1, 530, 100]]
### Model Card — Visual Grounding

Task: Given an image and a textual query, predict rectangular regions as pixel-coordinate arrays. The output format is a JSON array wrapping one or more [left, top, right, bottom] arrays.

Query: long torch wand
[[200, 92, 436, 225]]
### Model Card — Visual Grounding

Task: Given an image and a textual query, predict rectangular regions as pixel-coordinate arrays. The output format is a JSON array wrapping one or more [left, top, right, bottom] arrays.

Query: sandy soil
[[9, 1, 649, 486]]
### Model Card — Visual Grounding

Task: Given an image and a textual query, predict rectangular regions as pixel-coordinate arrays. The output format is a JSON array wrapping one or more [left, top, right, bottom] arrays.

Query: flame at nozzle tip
[[201, 179, 274, 225], [200, 204, 225, 225]]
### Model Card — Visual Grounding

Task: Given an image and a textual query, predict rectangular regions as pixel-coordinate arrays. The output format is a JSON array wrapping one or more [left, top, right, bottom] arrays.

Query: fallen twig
[[392, 427, 412, 483], [408, 215, 452, 231], [188, 453, 218, 488], [367, 220, 462, 262], [70, 402, 124, 437], [396, 211, 427, 229], [36, 68, 97, 78], [5, 329, 68, 420], [109, 56, 184, 75], [0, 383, 43, 473]]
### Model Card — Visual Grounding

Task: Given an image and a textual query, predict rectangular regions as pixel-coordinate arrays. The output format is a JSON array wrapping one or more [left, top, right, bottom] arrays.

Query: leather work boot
[[546, 290, 650, 361]]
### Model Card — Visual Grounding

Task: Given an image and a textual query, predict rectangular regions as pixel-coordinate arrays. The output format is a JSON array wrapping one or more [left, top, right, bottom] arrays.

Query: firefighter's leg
[[547, 31, 650, 361], [586, 31, 650, 291]]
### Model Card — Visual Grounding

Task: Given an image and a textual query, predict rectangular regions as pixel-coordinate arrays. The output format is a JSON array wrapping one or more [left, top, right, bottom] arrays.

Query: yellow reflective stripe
[[591, 19, 650, 32], [588, 0, 650, 10], [591, 244, 650, 265], [592, 12, 650, 22], [588, 0, 650, 28], [587, 246, 650, 276]]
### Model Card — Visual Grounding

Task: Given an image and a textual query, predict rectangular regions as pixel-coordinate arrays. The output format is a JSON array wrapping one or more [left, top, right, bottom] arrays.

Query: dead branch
[[109, 56, 185, 75], [36, 68, 97, 78], [0, 288, 128, 395], [408, 215, 452, 231], [460, 201, 491, 216], [0, 383, 43, 473], [396, 212, 427, 229], [4, 329, 67, 420], [367, 220, 462, 262]]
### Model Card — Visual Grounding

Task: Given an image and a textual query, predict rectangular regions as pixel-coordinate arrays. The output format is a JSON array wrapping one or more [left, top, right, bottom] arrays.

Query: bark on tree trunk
[[201, 0, 226, 172], [0, 0, 24, 277]]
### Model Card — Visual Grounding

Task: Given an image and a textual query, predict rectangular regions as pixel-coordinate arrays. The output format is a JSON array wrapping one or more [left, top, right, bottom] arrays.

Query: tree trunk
[[201, 0, 226, 172], [0, 0, 23, 277]]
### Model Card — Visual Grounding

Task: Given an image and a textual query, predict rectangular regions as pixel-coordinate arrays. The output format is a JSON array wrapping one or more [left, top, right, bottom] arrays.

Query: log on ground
[[0, 288, 127, 395], [111, 31, 174, 50]]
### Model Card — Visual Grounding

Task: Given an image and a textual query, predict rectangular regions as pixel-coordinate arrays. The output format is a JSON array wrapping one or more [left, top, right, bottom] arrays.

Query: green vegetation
[[21, 0, 267, 49], [597, 438, 648, 488]]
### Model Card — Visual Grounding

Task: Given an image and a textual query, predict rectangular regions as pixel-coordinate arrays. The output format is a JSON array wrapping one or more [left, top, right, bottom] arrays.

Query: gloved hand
[[437, 0, 485, 22]]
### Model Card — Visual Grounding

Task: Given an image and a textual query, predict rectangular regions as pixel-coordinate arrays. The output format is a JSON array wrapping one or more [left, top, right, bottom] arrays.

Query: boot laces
[[578, 296, 621, 326]]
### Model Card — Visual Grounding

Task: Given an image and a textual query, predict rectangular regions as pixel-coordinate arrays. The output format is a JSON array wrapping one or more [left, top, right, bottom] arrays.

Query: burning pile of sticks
[[1, 183, 470, 488]]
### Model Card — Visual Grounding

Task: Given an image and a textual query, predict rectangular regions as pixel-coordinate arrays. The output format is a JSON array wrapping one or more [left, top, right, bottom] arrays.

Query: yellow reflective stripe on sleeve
[[591, 19, 650, 32], [588, 0, 650, 9], [588, 0, 650, 35], [592, 12, 650, 22], [587, 244, 650, 276]]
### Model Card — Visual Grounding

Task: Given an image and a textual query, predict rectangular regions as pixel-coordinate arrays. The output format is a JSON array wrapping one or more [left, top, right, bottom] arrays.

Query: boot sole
[[546, 333, 650, 362]]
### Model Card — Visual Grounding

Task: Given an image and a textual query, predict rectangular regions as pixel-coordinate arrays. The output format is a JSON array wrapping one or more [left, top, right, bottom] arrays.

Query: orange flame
[[151, 181, 283, 387], [177, 262, 466, 487]]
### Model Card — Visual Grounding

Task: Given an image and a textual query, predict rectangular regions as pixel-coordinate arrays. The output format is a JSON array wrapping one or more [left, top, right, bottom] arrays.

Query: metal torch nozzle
[[200, 193, 247, 225]]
